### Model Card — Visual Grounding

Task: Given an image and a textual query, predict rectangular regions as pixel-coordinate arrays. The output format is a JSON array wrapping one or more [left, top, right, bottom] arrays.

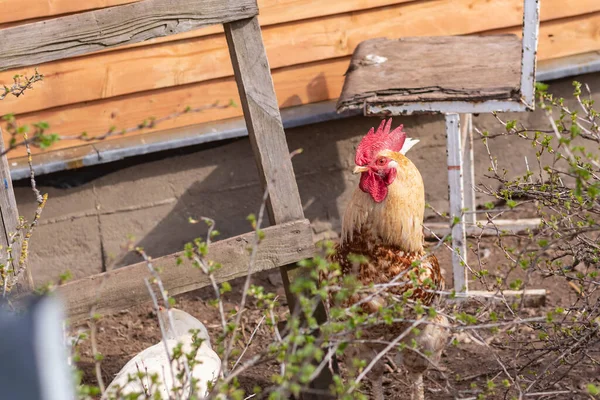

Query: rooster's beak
[[353, 166, 369, 174]]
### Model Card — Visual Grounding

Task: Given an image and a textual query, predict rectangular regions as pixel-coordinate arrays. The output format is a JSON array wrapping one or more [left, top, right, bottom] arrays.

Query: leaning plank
[[56, 219, 313, 323], [0, 128, 32, 291], [224, 17, 304, 224], [0, 0, 258, 71], [225, 18, 332, 397], [225, 14, 307, 312]]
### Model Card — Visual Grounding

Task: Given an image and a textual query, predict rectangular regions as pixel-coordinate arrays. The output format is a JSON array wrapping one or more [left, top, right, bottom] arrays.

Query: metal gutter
[[537, 51, 600, 82], [8, 51, 600, 181]]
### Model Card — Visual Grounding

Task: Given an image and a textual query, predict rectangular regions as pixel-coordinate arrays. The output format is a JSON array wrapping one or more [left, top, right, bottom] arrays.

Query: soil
[[74, 233, 600, 400]]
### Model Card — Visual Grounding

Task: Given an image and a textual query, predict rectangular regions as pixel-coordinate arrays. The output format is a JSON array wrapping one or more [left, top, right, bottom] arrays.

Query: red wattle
[[359, 169, 396, 203]]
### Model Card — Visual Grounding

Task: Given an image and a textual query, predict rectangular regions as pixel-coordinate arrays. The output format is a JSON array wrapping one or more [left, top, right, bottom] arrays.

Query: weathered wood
[[4, 0, 599, 115], [445, 114, 467, 292], [225, 14, 307, 312], [224, 17, 304, 225], [424, 218, 542, 238], [448, 289, 547, 308], [225, 17, 333, 397], [337, 35, 522, 112], [0, 128, 31, 291], [0, 0, 258, 71], [54, 219, 313, 322]]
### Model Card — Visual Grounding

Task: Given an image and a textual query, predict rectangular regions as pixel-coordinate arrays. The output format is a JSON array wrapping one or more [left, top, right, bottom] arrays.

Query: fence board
[[56, 219, 313, 322], [0, 128, 31, 291], [0, 0, 258, 71], [3, 0, 599, 116], [225, 17, 304, 224], [225, 19, 332, 394]]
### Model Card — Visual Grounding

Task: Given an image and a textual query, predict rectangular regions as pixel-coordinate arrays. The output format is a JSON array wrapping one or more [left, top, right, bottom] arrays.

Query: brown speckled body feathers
[[327, 227, 444, 313]]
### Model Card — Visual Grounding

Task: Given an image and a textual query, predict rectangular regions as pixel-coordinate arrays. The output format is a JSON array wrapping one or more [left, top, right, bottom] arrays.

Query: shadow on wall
[[111, 124, 348, 267], [16, 113, 449, 281], [113, 71, 353, 267]]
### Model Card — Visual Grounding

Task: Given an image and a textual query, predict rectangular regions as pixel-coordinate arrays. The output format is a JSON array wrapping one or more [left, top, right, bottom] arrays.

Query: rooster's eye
[[375, 157, 387, 166]]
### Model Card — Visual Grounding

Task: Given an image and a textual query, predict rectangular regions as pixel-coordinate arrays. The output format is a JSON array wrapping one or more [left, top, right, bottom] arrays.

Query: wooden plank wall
[[1, 0, 599, 160]]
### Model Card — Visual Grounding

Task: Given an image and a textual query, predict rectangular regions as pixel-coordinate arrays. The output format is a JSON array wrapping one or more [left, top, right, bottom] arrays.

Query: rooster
[[326, 118, 449, 400]]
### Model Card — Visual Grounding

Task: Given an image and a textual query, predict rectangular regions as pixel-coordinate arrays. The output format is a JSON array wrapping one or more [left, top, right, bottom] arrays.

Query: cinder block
[[28, 216, 102, 285]]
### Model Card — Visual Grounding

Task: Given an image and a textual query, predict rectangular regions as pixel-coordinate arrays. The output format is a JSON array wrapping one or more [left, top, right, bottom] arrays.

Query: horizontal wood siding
[[1, 0, 599, 160]]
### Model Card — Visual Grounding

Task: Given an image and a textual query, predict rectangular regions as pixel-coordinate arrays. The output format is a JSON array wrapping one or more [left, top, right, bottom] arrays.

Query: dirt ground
[[73, 228, 600, 400]]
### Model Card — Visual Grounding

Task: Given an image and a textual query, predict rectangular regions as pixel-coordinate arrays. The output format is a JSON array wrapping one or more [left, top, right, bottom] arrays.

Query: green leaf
[[587, 383, 599, 396], [505, 120, 517, 132]]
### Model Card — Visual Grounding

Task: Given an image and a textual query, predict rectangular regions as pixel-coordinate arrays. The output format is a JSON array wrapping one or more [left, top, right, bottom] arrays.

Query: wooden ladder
[[0, 0, 333, 396]]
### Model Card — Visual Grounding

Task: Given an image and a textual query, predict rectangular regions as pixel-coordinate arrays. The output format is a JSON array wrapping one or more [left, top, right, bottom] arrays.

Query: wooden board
[[54, 219, 313, 322], [224, 20, 331, 395], [5, 0, 592, 55], [337, 35, 522, 111], [0, 0, 259, 71], [448, 289, 547, 308], [225, 17, 304, 225], [495, 11, 600, 60], [0, 128, 31, 291], [3, 7, 600, 160], [2, 0, 600, 115]]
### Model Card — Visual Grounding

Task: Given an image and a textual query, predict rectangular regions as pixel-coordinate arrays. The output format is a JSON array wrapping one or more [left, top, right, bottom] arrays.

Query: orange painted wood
[[494, 11, 600, 60], [2, 58, 348, 158], [2, 0, 598, 116], [0, 0, 411, 27], [4, 8, 600, 160]]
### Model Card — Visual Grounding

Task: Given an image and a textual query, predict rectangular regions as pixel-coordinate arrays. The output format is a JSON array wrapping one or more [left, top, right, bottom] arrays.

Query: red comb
[[355, 118, 406, 166]]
